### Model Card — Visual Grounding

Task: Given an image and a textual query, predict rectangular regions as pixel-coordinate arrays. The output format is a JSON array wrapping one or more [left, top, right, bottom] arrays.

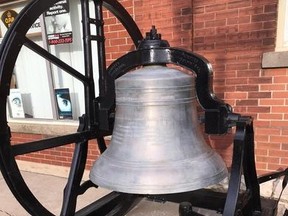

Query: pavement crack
[[0, 209, 14, 216]]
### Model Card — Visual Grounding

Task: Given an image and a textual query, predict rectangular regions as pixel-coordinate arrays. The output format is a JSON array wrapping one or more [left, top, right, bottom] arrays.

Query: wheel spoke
[[11, 131, 95, 156], [21, 35, 90, 84], [61, 140, 88, 215]]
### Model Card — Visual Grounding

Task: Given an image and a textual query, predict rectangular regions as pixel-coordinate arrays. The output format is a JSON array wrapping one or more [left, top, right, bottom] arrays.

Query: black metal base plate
[[261, 197, 278, 216], [146, 189, 278, 216]]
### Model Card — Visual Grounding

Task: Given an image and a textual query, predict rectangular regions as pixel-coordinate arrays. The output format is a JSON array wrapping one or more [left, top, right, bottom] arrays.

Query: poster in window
[[44, 0, 73, 45], [55, 88, 72, 119], [8, 89, 25, 118]]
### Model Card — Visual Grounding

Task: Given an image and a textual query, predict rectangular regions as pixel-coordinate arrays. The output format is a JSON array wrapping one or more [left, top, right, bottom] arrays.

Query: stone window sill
[[262, 51, 288, 68], [9, 119, 79, 136]]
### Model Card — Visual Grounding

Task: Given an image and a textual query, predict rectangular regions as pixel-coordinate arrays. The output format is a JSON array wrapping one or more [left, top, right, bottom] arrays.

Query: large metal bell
[[90, 65, 228, 194]]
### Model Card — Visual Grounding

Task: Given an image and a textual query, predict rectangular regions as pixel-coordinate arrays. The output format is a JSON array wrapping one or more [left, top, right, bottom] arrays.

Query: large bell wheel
[[0, 0, 142, 215]]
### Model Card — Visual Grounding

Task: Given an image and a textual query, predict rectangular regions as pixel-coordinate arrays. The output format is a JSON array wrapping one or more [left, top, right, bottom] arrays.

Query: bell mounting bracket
[[101, 26, 232, 135]]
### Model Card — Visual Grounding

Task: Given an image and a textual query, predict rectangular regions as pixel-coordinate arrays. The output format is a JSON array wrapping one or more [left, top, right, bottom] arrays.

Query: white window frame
[[276, 0, 288, 51], [262, 0, 288, 68]]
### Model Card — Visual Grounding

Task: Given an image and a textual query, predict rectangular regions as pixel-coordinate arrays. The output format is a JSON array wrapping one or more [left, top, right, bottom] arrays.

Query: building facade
[[2, 0, 287, 195]]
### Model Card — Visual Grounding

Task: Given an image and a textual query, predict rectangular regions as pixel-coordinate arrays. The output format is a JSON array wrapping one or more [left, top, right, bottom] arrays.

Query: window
[[1, 0, 99, 123], [262, 0, 288, 68]]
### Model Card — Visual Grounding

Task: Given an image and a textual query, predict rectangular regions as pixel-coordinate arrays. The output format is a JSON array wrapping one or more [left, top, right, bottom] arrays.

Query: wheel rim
[[0, 0, 142, 215]]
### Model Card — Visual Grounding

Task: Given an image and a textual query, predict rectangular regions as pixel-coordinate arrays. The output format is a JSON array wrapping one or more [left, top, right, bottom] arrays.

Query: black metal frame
[[0, 0, 287, 215]]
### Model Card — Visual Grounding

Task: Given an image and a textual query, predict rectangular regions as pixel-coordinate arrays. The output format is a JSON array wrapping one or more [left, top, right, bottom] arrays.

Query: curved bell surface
[[90, 65, 228, 194]]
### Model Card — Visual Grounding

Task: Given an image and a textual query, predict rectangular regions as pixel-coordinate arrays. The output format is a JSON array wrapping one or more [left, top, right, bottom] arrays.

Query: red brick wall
[[105, 0, 193, 66], [11, 0, 288, 175], [104, 0, 135, 65], [133, 0, 193, 49], [192, 0, 280, 174]]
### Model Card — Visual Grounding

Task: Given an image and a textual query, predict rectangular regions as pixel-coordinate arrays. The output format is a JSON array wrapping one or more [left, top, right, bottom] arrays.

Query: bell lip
[[89, 167, 228, 195], [89, 149, 229, 194]]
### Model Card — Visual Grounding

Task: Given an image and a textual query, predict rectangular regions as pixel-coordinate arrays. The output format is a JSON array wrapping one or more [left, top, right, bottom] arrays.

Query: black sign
[[44, 0, 73, 45], [45, 0, 69, 16]]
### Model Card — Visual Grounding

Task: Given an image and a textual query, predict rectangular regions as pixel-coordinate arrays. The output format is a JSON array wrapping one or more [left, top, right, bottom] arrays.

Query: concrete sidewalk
[[0, 170, 219, 216], [0, 170, 182, 216], [0, 161, 285, 216], [0, 170, 112, 216]]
